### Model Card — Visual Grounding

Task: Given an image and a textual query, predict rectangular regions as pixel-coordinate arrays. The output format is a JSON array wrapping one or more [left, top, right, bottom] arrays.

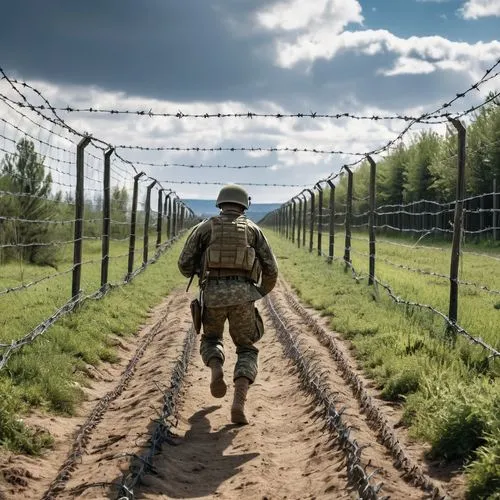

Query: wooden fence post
[[72, 135, 91, 299], [448, 118, 466, 328], [292, 198, 297, 243]]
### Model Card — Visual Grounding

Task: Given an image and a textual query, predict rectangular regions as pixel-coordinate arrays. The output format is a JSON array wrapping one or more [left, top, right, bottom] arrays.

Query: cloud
[[460, 0, 500, 18], [261, 22, 500, 71], [257, 0, 363, 31], [381, 57, 436, 76]]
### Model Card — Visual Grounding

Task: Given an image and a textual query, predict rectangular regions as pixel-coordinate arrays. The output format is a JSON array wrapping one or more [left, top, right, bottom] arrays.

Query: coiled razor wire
[[116, 325, 196, 499], [39, 293, 185, 500], [264, 293, 385, 500], [279, 285, 449, 500]]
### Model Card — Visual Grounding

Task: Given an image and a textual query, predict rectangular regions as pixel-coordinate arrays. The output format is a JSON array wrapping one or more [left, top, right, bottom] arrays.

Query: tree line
[[332, 94, 500, 213]]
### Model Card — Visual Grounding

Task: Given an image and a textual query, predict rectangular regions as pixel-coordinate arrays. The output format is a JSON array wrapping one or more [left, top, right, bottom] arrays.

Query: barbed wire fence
[[260, 138, 500, 360], [0, 78, 197, 371], [1, 56, 500, 370]]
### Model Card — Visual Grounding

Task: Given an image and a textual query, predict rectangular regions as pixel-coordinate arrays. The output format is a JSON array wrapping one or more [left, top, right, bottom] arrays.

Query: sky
[[0, 0, 499, 204]]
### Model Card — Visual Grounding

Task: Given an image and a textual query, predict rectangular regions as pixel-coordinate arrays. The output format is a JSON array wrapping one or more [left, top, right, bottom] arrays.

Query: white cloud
[[261, 23, 500, 81], [381, 57, 436, 76], [257, 0, 363, 32], [460, 0, 500, 19]]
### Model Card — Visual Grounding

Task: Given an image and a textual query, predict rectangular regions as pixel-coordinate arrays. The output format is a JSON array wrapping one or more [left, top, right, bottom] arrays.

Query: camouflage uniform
[[178, 207, 278, 383]]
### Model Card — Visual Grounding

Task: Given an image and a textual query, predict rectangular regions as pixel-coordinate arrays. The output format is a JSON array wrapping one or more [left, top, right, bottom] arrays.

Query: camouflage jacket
[[178, 208, 279, 307]]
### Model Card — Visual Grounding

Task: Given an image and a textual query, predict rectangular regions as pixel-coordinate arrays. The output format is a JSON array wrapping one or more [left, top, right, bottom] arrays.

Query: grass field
[[0, 233, 187, 454], [1, 227, 499, 497], [266, 230, 499, 498], [0, 230, 157, 346]]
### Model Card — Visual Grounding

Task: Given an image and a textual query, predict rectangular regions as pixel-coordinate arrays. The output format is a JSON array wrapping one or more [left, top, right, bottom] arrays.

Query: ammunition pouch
[[190, 298, 202, 335], [254, 307, 264, 341]]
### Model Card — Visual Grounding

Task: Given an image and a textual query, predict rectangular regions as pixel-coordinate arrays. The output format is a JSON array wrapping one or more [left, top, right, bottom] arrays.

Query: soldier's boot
[[208, 358, 227, 398], [231, 377, 250, 425]]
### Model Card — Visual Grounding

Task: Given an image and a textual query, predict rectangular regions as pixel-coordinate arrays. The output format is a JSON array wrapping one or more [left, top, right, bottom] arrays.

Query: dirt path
[[0, 280, 464, 499]]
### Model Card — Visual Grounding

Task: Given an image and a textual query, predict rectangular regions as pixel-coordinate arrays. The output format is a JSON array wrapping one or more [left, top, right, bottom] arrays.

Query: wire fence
[[0, 79, 198, 371], [261, 135, 500, 360], [1, 58, 500, 369]]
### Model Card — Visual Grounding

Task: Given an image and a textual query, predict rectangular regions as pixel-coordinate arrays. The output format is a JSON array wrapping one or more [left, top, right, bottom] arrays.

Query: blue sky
[[0, 0, 499, 203]]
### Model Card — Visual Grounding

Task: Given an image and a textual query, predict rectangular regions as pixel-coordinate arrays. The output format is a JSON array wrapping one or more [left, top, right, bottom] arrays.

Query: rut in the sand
[[0, 280, 460, 499]]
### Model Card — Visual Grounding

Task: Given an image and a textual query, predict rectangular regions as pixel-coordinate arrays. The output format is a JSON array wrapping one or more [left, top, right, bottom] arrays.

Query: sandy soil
[[0, 280, 467, 499]]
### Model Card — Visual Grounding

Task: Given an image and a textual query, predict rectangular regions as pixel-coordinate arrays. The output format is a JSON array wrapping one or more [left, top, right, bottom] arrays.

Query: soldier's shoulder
[[245, 218, 265, 235]]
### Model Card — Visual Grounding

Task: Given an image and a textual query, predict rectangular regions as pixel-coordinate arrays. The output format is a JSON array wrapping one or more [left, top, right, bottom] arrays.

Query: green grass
[[266, 230, 500, 499], [0, 233, 187, 454]]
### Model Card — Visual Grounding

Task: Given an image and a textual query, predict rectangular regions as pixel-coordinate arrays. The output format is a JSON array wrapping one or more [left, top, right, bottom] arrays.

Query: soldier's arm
[[178, 223, 204, 278], [252, 226, 278, 295]]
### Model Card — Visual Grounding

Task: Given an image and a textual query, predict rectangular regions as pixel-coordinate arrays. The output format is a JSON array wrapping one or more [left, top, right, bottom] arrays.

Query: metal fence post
[[297, 195, 302, 248], [101, 147, 114, 288], [291, 198, 297, 243], [307, 189, 315, 253], [143, 180, 157, 265], [71, 135, 91, 299], [316, 183, 323, 257], [127, 172, 145, 278], [302, 194, 307, 248], [494, 175, 498, 241], [448, 119, 466, 329], [285, 203, 290, 239], [367, 155, 376, 285], [180, 204, 185, 231], [172, 196, 178, 237], [327, 180, 335, 263], [164, 192, 172, 240], [344, 167, 353, 268], [156, 189, 164, 249]]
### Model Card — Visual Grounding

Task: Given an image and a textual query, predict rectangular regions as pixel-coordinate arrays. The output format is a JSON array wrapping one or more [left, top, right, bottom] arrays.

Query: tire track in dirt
[[39, 291, 194, 500], [1, 279, 462, 499], [133, 298, 357, 499], [268, 279, 452, 499]]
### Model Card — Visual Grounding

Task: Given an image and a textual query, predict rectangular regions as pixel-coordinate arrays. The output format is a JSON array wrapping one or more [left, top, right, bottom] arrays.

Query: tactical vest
[[202, 215, 261, 282]]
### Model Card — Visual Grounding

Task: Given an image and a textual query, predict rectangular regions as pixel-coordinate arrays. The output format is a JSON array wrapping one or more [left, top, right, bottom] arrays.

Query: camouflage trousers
[[200, 302, 264, 383]]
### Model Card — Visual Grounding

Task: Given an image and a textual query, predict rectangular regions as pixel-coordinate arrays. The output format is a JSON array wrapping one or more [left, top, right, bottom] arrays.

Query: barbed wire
[[0, 116, 76, 157], [0, 234, 184, 370], [117, 325, 196, 499], [0, 91, 76, 147], [373, 277, 499, 358], [265, 294, 385, 499], [115, 144, 369, 155], [315, 243, 500, 358], [121, 159, 274, 169], [349, 248, 500, 295], [5, 66, 498, 123], [155, 179, 308, 187]]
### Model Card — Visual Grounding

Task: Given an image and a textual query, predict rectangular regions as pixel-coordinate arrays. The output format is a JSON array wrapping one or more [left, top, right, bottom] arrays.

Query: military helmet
[[216, 184, 250, 209]]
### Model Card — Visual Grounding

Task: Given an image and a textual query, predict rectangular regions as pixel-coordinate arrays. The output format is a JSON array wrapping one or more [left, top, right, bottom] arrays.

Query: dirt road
[[0, 280, 461, 499]]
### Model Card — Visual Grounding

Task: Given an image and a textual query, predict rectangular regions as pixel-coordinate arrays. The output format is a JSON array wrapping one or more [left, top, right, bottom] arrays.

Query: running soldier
[[178, 184, 278, 424]]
